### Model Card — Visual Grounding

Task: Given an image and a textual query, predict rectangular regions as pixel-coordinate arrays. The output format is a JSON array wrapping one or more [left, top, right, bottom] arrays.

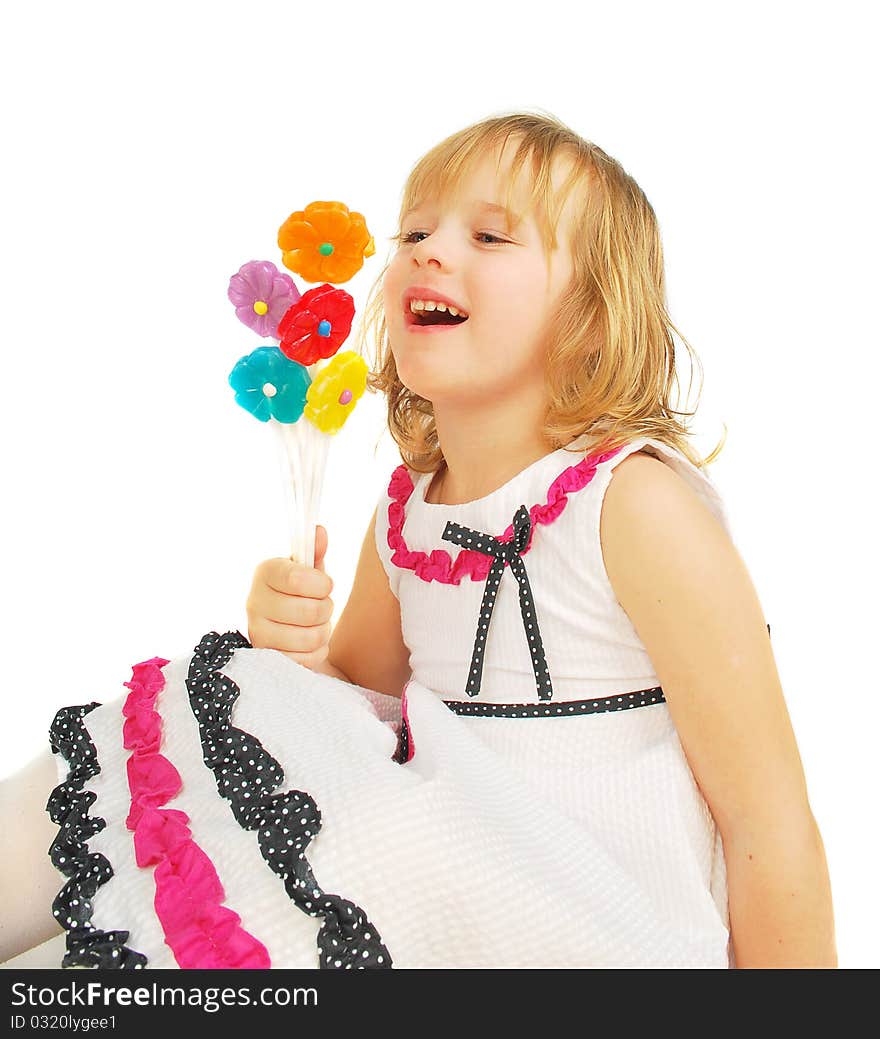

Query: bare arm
[[318, 506, 412, 699], [0, 750, 65, 962], [600, 453, 837, 968]]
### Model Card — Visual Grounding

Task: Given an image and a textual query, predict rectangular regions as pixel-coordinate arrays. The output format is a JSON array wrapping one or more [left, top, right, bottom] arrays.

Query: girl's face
[[383, 140, 577, 408]]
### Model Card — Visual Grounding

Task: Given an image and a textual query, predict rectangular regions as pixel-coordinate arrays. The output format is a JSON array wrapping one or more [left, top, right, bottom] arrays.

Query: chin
[[389, 356, 453, 402], [390, 363, 439, 402]]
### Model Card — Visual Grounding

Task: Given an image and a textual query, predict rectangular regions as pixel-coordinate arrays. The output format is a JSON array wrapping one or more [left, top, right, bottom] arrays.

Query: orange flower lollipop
[[277, 201, 375, 284]]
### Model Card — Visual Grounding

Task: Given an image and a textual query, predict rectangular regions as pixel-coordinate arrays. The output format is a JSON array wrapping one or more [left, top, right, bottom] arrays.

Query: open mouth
[[405, 308, 469, 329]]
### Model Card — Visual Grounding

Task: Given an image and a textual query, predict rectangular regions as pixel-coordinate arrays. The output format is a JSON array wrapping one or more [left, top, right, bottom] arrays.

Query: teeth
[[409, 298, 467, 318]]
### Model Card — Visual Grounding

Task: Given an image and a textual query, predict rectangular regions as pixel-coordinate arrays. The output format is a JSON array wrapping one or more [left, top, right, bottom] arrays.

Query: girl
[[2, 111, 835, 969]]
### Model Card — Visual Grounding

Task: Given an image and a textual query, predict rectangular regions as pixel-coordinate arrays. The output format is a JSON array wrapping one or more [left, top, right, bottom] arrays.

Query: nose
[[411, 227, 454, 270]]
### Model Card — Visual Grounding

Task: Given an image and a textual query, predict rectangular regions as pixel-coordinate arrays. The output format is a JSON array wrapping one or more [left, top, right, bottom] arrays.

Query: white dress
[[37, 433, 739, 969]]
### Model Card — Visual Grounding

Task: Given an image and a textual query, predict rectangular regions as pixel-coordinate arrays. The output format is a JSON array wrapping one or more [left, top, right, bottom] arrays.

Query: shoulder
[[597, 445, 762, 701], [605, 447, 670, 482], [601, 447, 722, 532], [599, 447, 740, 612]]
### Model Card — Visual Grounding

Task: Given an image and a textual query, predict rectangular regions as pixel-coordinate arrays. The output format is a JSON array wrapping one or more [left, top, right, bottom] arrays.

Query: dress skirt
[[43, 630, 733, 969]]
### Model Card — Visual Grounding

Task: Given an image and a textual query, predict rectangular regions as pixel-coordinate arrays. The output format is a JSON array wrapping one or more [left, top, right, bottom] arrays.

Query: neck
[[428, 396, 556, 505]]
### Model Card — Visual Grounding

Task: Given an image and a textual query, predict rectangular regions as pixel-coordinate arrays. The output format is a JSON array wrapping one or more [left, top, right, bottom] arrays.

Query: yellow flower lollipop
[[305, 352, 368, 434]]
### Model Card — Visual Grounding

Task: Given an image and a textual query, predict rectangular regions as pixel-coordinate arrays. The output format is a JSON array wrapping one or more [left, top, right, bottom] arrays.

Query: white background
[[1, 1, 876, 967]]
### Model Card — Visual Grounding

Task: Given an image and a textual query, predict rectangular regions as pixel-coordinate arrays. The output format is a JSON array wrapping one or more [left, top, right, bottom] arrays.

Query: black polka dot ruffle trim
[[46, 704, 148, 969], [392, 714, 411, 764], [185, 631, 393, 970]]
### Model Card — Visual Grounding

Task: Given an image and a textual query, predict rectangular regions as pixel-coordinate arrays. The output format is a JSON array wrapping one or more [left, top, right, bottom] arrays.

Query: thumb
[[314, 524, 329, 571]]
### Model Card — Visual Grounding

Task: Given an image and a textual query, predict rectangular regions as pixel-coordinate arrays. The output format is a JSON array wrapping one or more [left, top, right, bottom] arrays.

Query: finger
[[314, 525, 328, 570], [266, 593, 334, 628], [249, 616, 332, 655], [280, 643, 330, 671], [246, 586, 333, 629], [263, 557, 333, 599]]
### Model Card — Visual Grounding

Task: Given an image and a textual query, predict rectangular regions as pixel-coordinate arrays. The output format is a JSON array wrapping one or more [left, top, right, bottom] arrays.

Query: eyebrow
[[402, 199, 518, 222]]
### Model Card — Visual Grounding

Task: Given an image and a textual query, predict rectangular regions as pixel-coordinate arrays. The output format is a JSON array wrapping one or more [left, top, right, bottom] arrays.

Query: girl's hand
[[246, 525, 335, 670]]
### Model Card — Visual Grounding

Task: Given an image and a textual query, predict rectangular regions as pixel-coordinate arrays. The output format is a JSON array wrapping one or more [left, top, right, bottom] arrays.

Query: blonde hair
[[355, 108, 725, 474]]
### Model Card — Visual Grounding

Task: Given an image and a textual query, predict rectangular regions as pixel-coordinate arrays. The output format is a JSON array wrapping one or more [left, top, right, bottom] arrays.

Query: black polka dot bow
[[441, 505, 554, 701]]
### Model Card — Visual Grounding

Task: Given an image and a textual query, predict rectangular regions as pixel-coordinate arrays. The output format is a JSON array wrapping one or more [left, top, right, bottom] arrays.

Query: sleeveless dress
[[39, 433, 744, 969]]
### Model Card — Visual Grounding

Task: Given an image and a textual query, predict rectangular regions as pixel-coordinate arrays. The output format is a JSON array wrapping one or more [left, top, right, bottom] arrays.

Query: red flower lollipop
[[277, 283, 355, 366]]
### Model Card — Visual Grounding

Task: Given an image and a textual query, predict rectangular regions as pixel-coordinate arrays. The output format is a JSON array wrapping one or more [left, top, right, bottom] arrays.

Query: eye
[[394, 230, 508, 245]]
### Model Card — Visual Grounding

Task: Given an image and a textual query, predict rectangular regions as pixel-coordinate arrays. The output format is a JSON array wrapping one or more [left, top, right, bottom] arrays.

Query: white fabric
[[63, 647, 732, 968], [375, 432, 734, 701], [374, 433, 735, 966], [37, 433, 736, 968]]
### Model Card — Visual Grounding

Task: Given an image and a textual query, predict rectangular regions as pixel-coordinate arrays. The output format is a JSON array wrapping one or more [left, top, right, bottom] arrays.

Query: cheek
[[491, 259, 547, 314], [480, 285, 547, 354], [382, 258, 406, 307], [381, 269, 396, 312]]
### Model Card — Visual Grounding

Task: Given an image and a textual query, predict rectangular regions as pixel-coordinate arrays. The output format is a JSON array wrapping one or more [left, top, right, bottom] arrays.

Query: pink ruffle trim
[[400, 680, 415, 764], [386, 445, 626, 584], [122, 657, 271, 969]]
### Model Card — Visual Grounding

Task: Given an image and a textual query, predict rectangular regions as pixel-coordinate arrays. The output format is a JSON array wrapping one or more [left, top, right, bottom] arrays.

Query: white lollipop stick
[[302, 420, 316, 570], [270, 358, 335, 569], [273, 419, 307, 565], [302, 417, 330, 570]]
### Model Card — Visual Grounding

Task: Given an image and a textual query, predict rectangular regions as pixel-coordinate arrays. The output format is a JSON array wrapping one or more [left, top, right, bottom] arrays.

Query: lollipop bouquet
[[227, 202, 374, 567]]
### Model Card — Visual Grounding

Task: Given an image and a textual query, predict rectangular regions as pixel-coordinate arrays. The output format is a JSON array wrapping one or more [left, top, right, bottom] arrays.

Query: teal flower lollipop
[[228, 346, 310, 423]]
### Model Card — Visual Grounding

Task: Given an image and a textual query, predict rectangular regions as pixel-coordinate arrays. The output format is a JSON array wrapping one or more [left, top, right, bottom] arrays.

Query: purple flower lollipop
[[228, 260, 301, 338]]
